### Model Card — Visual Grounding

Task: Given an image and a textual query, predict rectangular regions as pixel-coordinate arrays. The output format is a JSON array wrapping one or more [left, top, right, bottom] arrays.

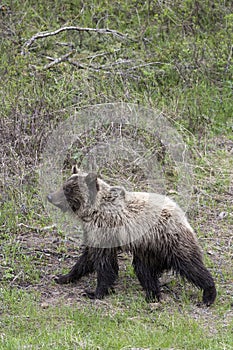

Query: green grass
[[1, 0, 232, 137], [0, 288, 232, 350]]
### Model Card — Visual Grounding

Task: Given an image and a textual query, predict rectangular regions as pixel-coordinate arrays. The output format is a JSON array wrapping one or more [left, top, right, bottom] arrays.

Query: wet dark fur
[[47, 167, 216, 306]]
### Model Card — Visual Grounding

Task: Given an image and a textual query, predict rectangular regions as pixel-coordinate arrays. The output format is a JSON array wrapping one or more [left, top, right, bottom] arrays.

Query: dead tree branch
[[69, 60, 167, 74], [42, 50, 75, 69], [17, 223, 56, 232], [21, 26, 130, 55]]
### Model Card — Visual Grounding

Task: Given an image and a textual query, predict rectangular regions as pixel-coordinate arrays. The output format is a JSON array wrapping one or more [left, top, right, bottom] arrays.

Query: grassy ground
[[0, 1, 233, 349], [1, 139, 232, 350]]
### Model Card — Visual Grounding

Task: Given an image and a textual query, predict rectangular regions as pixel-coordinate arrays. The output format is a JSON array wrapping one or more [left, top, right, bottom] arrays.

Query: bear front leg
[[85, 249, 119, 299], [55, 247, 95, 284], [132, 254, 161, 302]]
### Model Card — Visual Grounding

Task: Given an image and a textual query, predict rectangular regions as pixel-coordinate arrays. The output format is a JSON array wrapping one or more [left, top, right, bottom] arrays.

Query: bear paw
[[203, 285, 217, 306], [54, 274, 74, 285]]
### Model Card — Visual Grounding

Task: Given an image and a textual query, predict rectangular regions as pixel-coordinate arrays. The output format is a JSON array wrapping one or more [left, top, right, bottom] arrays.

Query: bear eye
[[63, 186, 72, 195]]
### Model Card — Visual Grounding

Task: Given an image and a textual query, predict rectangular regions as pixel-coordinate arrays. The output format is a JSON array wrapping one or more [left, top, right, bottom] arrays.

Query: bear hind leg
[[132, 255, 161, 302], [173, 254, 216, 306]]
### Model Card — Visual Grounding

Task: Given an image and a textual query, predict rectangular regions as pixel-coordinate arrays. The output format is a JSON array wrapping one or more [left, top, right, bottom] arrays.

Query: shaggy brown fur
[[47, 166, 216, 306]]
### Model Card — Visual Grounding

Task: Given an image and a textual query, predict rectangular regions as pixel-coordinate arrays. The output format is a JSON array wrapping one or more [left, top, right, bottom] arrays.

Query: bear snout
[[47, 194, 53, 203], [47, 190, 70, 212]]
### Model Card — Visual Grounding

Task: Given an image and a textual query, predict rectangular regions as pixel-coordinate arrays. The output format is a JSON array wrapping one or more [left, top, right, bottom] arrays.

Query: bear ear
[[85, 173, 98, 189], [110, 186, 126, 199], [72, 165, 79, 175], [85, 173, 99, 204]]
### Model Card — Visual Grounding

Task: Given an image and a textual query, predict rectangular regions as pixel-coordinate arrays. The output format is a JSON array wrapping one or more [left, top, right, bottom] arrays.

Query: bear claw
[[54, 274, 73, 285]]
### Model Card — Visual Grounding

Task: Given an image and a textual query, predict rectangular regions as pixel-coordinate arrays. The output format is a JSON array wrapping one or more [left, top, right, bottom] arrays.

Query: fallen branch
[[40, 49, 123, 71], [43, 50, 75, 69], [85, 48, 121, 62], [18, 223, 56, 232], [125, 61, 167, 71], [21, 26, 129, 55], [64, 58, 167, 74], [67, 59, 103, 72], [66, 57, 133, 73], [225, 44, 233, 73]]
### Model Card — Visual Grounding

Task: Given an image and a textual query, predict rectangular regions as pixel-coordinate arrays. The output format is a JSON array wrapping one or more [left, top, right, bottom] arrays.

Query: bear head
[[47, 165, 99, 213]]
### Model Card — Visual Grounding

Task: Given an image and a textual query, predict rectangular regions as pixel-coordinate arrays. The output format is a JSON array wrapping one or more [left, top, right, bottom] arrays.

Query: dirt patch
[[14, 211, 232, 308], [3, 201, 232, 337]]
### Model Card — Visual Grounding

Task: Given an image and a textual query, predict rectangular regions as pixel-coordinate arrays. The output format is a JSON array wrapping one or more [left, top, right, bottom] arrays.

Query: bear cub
[[47, 166, 216, 306]]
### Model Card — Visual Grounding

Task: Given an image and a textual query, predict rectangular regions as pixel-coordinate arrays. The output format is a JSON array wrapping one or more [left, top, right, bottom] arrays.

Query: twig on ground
[[85, 49, 121, 62], [18, 223, 56, 232], [21, 26, 130, 55], [125, 61, 167, 71], [66, 58, 134, 73], [9, 271, 24, 285], [65, 58, 167, 75], [67, 59, 103, 71], [225, 45, 233, 73], [43, 50, 75, 69]]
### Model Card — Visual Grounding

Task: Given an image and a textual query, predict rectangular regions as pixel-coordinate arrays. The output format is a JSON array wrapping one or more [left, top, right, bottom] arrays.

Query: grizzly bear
[[47, 166, 216, 306]]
